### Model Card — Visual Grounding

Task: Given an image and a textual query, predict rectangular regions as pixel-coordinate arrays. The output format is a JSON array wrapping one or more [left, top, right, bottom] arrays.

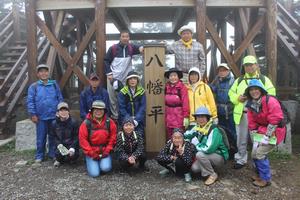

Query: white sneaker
[[184, 173, 192, 183], [159, 169, 170, 177], [53, 160, 61, 167], [57, 144, 69, 156]]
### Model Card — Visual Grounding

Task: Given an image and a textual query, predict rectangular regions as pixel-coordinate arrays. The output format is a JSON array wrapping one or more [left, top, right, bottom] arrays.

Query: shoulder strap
[[84, 119, 92, 144], [106, 118, 111, 134], [128, 44, 133, 56], [259, 74, 266, 85], [112, 44, 117, 58], [237, 76, 244, 86]]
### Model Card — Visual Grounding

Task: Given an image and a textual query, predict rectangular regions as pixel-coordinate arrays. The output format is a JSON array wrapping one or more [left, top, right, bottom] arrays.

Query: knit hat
[[122, 117, 135, 126], [173, 128, 184, 136]]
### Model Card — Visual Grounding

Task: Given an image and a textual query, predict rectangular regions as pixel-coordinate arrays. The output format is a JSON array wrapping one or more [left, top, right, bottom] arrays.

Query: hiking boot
[[57, 144, 69, 156], [204, 173, 218, 186], [159, 169, 170, 177], [184, 173, 192, 183], [251, 174, 261, 181], [53, 160, 61, 167], [233, 163, 244, 169], [252, 179, 271, 187]]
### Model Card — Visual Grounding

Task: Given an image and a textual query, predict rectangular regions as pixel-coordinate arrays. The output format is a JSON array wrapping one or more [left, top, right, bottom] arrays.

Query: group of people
[[26, 25, 286, 187]]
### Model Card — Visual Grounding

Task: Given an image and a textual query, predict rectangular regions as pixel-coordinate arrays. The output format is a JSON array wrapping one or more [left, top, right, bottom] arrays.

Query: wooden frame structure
[[25, 0, 283, 90]]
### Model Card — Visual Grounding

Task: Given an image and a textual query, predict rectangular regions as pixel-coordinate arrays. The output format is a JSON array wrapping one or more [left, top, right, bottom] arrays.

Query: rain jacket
[[228, 73, 276, 124], [186, 81, 217, 123], [79, 113, 117, 159], [165, 81, 189, 128], [27, 80, 63, 120], [247, 95, 286, 145]]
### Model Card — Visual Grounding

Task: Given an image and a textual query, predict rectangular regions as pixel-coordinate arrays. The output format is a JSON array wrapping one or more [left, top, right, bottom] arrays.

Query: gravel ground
[[1, 147, 300, 200]]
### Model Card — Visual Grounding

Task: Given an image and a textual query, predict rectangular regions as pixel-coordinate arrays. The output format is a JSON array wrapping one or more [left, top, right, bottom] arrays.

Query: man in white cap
[[166, 25, 206, 77]]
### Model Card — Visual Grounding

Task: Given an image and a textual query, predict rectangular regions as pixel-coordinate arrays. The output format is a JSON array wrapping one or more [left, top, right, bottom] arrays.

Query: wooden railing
[[0, 11, 14, 50]]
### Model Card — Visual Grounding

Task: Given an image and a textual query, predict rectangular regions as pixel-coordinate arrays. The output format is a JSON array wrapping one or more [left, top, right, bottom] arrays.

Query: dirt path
[[0, 147, 300, 200]]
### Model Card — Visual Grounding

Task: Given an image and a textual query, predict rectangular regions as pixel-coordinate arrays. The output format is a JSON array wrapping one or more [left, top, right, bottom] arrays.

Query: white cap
[[188, 67, 201, 76], [217, 63, 230, 70], [177, 25, 194, 35]]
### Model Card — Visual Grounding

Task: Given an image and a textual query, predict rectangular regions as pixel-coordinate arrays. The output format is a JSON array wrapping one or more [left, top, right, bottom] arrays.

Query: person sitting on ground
[[164, 68, 189, 140], [116, 117, 149, 174], [184, 106, 228, 186], [245, 79, 286, 187], [118, 71, 146, 136], [51, 102, 79, 167], [79, 100, 117, 177], [156, 128, 196, 183]]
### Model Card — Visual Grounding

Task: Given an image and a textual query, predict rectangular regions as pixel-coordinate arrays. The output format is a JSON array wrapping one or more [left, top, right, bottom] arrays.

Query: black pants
[[119, 154, 147, 170], [157, 157, 190, 176], [55, 152, 79, 163]]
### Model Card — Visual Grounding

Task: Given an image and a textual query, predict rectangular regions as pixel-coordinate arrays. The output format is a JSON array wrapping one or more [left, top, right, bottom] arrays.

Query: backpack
[[208, 124, 237, 155], [84, 118, 111, 145], [237, 74, 266, 86], [266, 95, 290, 128], [120, 131, 138, 145], [112, 44, 133, 58]]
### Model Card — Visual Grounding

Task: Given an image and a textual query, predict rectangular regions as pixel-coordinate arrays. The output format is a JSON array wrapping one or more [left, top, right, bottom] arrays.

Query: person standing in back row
[[104, 30, 144, 121]]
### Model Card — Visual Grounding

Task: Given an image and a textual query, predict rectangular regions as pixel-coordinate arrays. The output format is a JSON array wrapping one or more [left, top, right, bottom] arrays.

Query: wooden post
[[95, 0, 106, 85], [25, 0, 37, 83], [266, 0, 277, 85], [144, 44, 166, 154], [220, 20, 227, 63], [195, 0, 206, 50], [12, 4, 20, 41]]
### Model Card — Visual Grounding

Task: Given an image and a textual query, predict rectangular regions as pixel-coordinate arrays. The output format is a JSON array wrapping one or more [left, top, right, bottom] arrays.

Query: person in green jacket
[[228, 55, 276, 169], [184, 106, 228, 186]]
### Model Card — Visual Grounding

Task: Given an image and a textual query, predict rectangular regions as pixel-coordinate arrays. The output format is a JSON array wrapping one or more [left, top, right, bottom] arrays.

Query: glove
[[213, 118, 218, 125], [69, 148, 75, 157], [183, 118, 189, 129], [191, 137, 199, 146], [266, 124, 277, 137], [133, 120, 138, 127], [250, 130, 257, 135], [260, 135, 270, 145]]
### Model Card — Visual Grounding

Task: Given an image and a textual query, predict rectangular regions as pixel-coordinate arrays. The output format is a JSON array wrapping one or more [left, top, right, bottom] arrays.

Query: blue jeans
[[36, 119, 55, 160], [85, 155, 112, 177]]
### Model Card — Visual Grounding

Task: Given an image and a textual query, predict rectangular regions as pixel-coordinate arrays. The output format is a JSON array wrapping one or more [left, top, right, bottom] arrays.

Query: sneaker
[[233, 163, 244, 169], [252, 179, 271, 187], [159, 169, 170, 177], [184, 173, 192, 183], [53, 160, 61, 167], [204, 173, 218, 186], [35, 159, 42, 163], [251, 174, 261, 181], [57, 144, 69, 156]]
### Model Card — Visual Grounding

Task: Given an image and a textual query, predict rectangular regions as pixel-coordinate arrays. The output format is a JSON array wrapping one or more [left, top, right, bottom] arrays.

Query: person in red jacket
[[245, 79, 286, 187], [79, 100, 117, 177], [164, 68, 190, 140]]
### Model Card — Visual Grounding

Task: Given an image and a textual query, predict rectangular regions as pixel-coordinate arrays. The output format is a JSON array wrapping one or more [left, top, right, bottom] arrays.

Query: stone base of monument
[[15, 119, 36, 151]]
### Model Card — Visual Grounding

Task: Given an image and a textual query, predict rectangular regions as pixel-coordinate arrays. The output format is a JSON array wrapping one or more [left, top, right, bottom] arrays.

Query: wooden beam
[[238, 8, 256, 56], [233, 15, 265, 63], [12, 5, 20, 41], [195, 0, 206, 50], [113, 8, 130, 31], [25, 0, 37, 83], [266, 0, 277, 85], [95, 0, 106, 84], [172, 8, 188, 33], [46, 11, 65, 76], [35, 0, 265, 10], [206, 16, 240, 76]]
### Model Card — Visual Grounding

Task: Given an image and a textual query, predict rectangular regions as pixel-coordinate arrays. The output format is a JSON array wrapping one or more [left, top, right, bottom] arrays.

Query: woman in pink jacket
[[245, 79, 286, 187], [164, 68, 189, 140]]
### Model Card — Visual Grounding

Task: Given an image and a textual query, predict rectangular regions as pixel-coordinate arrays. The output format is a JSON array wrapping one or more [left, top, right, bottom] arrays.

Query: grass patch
[[269, 150, 291, 160], [0, 139, 35, 158]]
